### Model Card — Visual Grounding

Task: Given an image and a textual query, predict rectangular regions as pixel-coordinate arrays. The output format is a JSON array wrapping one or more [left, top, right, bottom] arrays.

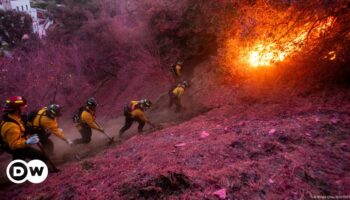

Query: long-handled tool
[[142, 122, 163, 134], [70, 145, 81, 161], [61, 138, 81, 161], [74, 152, 81, 161], [37, 143, 59, 172], [96, 121, 114, 143], [101, 131, 115, 145], [70, 141, 82, 161], [102, 131, 114, 142], [148, 121, 163, 131]]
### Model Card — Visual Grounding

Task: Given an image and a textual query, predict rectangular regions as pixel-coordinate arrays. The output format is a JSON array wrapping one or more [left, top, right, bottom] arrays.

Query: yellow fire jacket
[[172, 86, 185, 98], [81, 109, 101, 130], [1, 114, 28, 150], [130, 109, 148, 123], [130, 101, 140, 111], [33, 108, 65, 139]]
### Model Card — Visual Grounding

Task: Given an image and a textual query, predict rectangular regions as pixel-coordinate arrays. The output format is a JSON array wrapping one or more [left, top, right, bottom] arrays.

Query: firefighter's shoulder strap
[[27, 109, 46, 131], [73, 106, 86, 124]]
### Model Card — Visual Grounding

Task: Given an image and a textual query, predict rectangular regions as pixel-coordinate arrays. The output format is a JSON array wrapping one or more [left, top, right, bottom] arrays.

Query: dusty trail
[[0, 59, 213, 186], [0, 77, 209, 185]]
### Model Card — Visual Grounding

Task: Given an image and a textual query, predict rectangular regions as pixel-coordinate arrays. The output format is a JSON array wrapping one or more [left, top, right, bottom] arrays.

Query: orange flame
[[244, 16, 335, 68]]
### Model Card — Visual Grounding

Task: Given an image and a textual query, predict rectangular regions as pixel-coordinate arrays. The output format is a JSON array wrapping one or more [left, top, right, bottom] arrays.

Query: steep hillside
[[0, 0, 349, 199], [0, 62, 349, 199]]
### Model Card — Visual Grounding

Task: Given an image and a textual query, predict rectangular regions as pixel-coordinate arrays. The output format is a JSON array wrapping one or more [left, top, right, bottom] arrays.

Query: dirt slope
[[0, 62, 349, 199]]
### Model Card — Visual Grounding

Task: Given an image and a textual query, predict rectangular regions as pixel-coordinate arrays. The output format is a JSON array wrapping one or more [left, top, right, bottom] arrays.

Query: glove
[[65, 138, 73, 145], [26, 134, 39, 145]]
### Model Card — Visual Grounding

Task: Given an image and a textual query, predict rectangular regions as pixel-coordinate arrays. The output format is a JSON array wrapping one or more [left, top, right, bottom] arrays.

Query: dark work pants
[[169, 93, 182, 112], [12, 147, 58, 172], [12, 147, 47, 162], [73, 125, 92, 144], [119, 115, 145, 135], [38, 133, 54, 155]]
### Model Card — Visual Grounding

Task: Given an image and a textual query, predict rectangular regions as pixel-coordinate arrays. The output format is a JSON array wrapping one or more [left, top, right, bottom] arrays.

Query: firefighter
[[28, 104, 73, 155], [119, 99, 154, 136], [171, 60, 183, 81], [169, 81, 189, 112], [0, 96, 46, 161], [73, 98, 104, 144]]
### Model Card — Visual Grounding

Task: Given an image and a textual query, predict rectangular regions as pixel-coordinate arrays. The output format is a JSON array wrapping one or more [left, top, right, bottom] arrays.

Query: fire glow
[[245, 16, 335, 68]]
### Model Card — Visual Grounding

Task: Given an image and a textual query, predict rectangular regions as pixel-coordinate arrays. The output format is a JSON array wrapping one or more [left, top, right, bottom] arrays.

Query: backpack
[[25, 109, 47, 136], [123, 104, 132, 116], [27, 110, 39, 124], [123, 101, 142, 116], [73, 106, 86, 123]]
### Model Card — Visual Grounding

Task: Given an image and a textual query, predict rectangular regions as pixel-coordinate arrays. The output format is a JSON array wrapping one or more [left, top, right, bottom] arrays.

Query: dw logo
[[6, 160, 48, 184]]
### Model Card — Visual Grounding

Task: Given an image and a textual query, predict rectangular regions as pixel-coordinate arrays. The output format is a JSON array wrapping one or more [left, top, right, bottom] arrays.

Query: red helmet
[[3, 96, 27, 112]]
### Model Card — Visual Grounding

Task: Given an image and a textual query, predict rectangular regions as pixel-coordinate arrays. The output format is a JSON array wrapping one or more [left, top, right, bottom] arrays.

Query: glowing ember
[[245, 16, 335, 68], [324, 51, 337, 61]]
